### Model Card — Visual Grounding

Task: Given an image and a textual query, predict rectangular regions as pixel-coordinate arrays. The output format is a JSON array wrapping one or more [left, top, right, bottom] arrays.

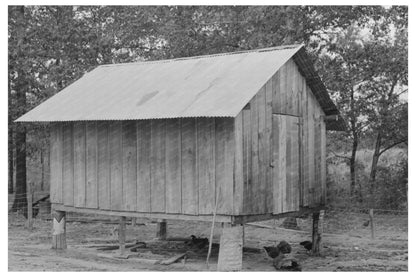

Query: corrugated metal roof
[[16, 44, 345, 130]]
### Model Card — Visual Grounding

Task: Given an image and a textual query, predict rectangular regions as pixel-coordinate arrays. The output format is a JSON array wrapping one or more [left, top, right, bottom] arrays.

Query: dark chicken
[[300, 240, 313, 251], [264, 240, 292, 259]]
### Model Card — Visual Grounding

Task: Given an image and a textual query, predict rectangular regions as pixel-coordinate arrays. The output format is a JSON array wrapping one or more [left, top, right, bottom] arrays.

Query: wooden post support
[[26, 184, 33, 230], [369, 209, 375, 239], [52, 210, 66, 250], [217, 224, 243, 271], [156, 219, 167, 240], [131, 217, 137, 227], [119, 216, 126, 254], [312, 210, 324, 255]]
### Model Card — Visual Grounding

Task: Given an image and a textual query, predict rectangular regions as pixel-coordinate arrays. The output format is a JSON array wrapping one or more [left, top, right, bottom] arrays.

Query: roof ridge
[[99, 44, 303, 68]]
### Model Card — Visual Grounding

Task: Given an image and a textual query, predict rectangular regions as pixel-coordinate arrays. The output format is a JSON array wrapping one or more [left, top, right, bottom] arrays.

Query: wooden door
[[272, 114, 300, 214]]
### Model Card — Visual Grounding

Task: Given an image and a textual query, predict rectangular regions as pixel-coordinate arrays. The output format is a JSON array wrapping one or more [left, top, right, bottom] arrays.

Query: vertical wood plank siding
[[49, 58, 327, 217], [86, 122, 98, 209], [50, 123, 63, 204], [73, 122, 86, 208], [97, 122, 110, 209]]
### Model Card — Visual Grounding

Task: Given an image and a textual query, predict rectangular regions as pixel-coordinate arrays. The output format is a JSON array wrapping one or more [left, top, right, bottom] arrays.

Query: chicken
[[363, 220, 370, 227], [264, 246, 281, 259], [188, 235, 208, 249], [264, 240, 292, 259], [300, 240, 312, 251]]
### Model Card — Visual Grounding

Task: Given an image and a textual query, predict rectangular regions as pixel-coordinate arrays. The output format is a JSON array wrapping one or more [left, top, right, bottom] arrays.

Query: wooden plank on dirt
[[86, 122, 98, 209], [265, 78, 273, 213], [257, 86, 267, 214], [122, 121, 137, 211], [242, 109, 252, 214], [97, 122, 110, 209], [62, 123, 74, 206], [215, 118, 234, 215], [181, 118, 198, 215], [233, 113, 244, 215], [50, 124, 63, 204], [165, 119, 182, 214], [136, 120, 151, 212], [197, 117, 216, 215], [150, 120, 166, 213], [73, 122, 86, 208], [109, 121, 123, 211]]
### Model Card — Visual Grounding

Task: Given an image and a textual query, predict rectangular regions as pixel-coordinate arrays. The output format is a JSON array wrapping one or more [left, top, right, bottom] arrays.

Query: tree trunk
[[8, 123, 14, 194], [11, 6, 28, 216], [8, 67, 14, 194], [369, 132, 382, 194], [350, 132, 358, 197]]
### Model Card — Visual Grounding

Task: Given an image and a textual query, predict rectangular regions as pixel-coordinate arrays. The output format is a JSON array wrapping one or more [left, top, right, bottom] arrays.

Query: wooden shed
[[17, 44, 345, 269]]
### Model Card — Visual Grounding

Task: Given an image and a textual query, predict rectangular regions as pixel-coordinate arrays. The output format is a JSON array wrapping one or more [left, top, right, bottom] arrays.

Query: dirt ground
[[8, 210, 408, 271]]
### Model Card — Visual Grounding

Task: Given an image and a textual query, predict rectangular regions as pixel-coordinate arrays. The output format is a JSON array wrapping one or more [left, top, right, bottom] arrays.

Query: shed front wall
[[234, 58, 327, 215], [50, 118, 235, 216]]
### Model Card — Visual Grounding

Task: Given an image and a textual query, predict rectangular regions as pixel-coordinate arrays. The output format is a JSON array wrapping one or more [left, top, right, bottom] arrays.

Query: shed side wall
[[234, 58, 327, 215], [50, 118, 235, 216]]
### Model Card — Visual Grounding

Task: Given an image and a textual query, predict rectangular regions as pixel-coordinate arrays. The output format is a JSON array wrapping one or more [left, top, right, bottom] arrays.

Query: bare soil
[[8, 211, 407, 271]]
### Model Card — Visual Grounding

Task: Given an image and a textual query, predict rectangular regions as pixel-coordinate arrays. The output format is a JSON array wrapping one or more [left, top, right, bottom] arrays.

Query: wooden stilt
[[156, 219, 167, 240], [52, 210, 66, 250], [119, 216, 126, 254], [312, 210, 324, 255], [217, 224, 243, 271], [131, 217, 137, 227], [369, 209, 375, 239]]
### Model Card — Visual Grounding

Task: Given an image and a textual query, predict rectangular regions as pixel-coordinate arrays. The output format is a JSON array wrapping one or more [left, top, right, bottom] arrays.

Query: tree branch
[[329, 150, 351, 160], [379, 139, 407, 156]]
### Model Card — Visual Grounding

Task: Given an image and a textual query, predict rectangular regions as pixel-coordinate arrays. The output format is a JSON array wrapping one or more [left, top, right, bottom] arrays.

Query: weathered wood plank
[[278, 115, 287, 213], [136, 120, 151, 212], [165, 119, 182, 214], [257, 87, 267, 214], [321, 117, 326, 205], [271, 70, 280, 114], [197, 118, 216, 215], [250, 95, 259, 214], [302, 79, 309, 207], [285, 116, 292, 212], [73, 122, 86, 208], [215, 118, 234, 215], [181, 118, 198, 215], [265, 78, 273, 213], [109, 121, 123, 210], [292, 117, 300, 211], [307, 90, 316, 206], [97, 122, 110, 209], [242, 109, 252, 214], [279, 65, 287, 114], [86, 122, 98, 209], [150, 120, 166, 213], [62, 123, 74, 206], [122, 121, 137, 211], [314, 113, 322, 206], [233, 113, 244, 215], [272, 117, 280, 214], [50, 124, 63, 204]]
